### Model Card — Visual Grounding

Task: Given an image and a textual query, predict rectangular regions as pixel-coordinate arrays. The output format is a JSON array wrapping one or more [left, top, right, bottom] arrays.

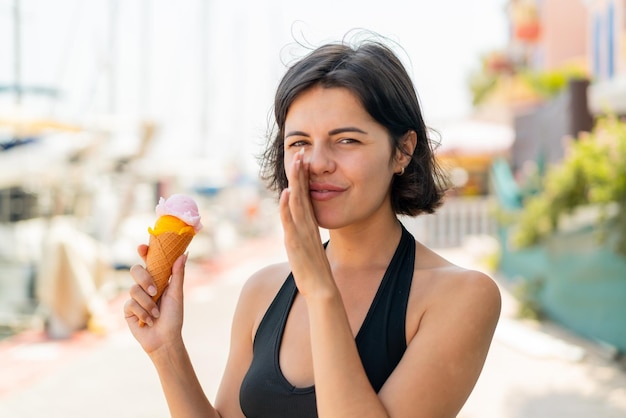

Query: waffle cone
[[146, 231, 194, 301]]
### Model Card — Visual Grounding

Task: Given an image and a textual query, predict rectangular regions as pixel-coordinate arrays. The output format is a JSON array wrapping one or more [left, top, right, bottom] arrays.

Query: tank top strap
[[240, 223, 417, 415], [354, 222, 416, 391], [251, 272, 297, 351]]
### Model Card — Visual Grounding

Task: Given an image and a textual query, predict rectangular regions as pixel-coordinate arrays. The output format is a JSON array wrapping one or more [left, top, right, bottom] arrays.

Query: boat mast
[[140, 0, 151, 115], [13, 0, 21, 106], [108, 0, 119, 114], [199, 0, 209, 157]]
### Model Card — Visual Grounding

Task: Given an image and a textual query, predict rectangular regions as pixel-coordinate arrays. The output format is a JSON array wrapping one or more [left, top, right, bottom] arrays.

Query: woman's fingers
[[281, 152, 333, 296], [128, 264, 160, 326], [130, 264, 158, 298], [130, 282, 159, 315], [294, 151, 311, 217], [123, 296, 155, 327], [279, 188, 294, 230], [165, 253, 187, 303], [285, 148, 313, 227], [137, 244, 149, 263], [125, 254, 188, 328], [282, 150, 324, 252], [280, 151, 299, 232]]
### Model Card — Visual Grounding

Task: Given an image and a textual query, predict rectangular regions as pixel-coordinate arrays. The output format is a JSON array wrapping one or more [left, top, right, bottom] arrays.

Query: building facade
[[508, 0, 589, 71], [584, 0, 626, 114]]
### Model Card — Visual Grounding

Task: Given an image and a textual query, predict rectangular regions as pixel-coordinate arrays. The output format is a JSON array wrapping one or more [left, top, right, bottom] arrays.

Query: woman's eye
[[339, 138, 358, 144], [287, 140, 307, 148]]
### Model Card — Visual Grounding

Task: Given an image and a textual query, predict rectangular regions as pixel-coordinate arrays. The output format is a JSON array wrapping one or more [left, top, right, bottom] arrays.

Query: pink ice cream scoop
[[140, 194, 203, 311], [154, 194, 203, 233]]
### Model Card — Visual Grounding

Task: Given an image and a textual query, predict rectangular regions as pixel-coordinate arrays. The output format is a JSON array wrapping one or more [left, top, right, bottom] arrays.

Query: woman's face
[[283, 85, 404, 230]]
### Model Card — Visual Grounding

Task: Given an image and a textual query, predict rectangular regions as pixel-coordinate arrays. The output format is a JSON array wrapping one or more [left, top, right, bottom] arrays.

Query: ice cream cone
[[146, 230, 194, 302], [136, 194, 202, 327]]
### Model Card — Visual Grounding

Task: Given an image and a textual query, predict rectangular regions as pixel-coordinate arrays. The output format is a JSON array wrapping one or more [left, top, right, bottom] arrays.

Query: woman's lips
[[309, 182, 346, 201]]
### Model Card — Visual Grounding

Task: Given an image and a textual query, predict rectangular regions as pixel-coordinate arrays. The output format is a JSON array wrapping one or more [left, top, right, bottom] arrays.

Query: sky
[[0, 0, 509, 178]]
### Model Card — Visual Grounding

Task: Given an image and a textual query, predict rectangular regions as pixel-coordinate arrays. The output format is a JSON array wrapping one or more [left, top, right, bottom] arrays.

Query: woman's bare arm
[[280, 149, 501, 417], [125, 255, 218, 417], [377, 269, 501, 417]]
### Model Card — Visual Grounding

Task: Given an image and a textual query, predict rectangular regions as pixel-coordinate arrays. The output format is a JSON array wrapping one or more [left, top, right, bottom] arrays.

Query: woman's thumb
[[168, 253, 188, 298]]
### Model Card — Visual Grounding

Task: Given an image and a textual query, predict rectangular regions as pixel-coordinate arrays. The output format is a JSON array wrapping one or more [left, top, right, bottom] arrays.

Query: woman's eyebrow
[[285, 130, 309, 138], [328, 126, 368, 135], [285, 126, 368, 138]]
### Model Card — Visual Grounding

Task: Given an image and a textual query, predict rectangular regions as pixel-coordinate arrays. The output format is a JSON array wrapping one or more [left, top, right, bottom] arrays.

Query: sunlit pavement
[[1, 232, 625, 418]]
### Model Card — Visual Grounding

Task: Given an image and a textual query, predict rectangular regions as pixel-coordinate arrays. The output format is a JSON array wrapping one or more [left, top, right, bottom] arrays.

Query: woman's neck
[[325, 217, 403, 271]]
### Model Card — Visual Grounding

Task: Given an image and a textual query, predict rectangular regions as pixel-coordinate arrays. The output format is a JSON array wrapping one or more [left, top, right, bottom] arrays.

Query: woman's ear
[[395, 130, 417, 170]]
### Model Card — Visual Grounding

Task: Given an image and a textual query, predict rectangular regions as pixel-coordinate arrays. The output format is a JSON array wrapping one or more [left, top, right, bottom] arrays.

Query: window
[[608, 1, 615, 78], [593, 13, 602, 78]]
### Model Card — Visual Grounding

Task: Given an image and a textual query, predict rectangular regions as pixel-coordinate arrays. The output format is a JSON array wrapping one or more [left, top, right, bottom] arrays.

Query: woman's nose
[[307, 143, 336, 174]]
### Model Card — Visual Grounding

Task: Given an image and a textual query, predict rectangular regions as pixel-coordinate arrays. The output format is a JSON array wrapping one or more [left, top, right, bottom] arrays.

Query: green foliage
[[468, 53, 588, 106], [468, 70, 499, 106], [520, 66, 588, 99], [512, 277, 545, 320], [468, 50, 512, 106], [512, 115, 626, 256]]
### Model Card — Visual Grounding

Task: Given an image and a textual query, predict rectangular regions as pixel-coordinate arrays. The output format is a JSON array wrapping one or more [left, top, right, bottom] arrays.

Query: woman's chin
[[314, 216, 348, 231]]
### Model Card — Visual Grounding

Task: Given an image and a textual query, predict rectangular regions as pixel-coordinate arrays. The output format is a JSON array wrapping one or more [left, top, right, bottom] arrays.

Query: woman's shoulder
[[241, 261, 292, 296], [383, 243, 501, 416], [410, 243, 502, 325], [414, 242, 499, 292], [435, 265, 501, 313], [235, 261, 292, 324]]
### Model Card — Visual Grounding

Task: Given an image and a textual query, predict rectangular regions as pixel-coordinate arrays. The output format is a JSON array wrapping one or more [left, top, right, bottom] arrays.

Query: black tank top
[[239, 224, 416, 418]]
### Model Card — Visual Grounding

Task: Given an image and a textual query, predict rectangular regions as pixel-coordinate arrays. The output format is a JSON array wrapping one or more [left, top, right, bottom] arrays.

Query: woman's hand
[[279, 149, 334, 297], [123, 245, 187, 354]]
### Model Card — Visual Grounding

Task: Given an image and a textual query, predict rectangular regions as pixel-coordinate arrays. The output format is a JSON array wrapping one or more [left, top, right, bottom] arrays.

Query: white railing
[[401, 196, 498, 248]]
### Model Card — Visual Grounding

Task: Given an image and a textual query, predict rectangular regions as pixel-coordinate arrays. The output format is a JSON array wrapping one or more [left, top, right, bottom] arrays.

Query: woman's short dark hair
[[259, 37, 448, 216]]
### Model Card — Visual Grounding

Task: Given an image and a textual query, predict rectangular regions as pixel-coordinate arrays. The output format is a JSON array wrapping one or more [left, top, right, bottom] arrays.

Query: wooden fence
[[401, 196, 498, 248]]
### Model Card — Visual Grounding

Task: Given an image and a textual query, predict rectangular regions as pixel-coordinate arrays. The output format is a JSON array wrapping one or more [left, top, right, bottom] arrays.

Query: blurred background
[[1, 0, 626, 417], [0, 0, 510, 339]]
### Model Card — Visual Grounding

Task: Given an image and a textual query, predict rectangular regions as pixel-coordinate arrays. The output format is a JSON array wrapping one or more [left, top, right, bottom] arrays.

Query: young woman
[[124, 37, 501, 418]]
